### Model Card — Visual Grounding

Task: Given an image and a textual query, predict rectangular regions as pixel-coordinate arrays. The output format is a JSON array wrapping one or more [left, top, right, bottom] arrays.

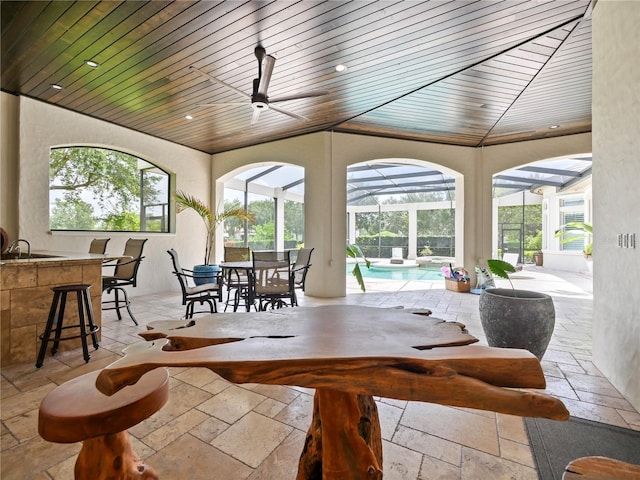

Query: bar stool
[[36, 284, 100, 368]]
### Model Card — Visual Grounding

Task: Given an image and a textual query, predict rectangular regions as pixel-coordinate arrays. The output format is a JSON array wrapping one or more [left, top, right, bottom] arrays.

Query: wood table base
[[298, 390, 383, 480], [75, 431, 158, 480]]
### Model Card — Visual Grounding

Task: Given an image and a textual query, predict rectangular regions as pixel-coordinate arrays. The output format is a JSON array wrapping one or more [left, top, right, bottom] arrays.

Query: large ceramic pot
[[192, 264, 221, 286], [479, 288, 555, 360]]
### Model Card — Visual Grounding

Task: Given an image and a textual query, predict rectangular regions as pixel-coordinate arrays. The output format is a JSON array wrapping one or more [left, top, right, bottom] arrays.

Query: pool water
[[347, 264, 444, 281]]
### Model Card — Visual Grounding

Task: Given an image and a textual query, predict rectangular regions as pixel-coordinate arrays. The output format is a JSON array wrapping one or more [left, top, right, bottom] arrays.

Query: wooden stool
[[39, 368, 169, 480], [563, 456, 640, 479], [36, 284, 100, 368]]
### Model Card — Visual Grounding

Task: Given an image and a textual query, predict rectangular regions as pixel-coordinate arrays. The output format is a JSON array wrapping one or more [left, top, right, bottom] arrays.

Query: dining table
[[96, 305, 569, 480], [219, 260, 254, 311]]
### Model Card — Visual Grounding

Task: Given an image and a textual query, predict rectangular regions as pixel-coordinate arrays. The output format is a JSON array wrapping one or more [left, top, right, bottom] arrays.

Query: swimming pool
[[347, 264, 444, 281]]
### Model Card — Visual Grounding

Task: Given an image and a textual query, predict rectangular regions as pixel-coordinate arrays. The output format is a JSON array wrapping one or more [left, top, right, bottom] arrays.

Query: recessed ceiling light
[[549, 124, 560, 129], [85, 60, 100, 68], [185, 115, 193, 120], [335, 64, 347, 72], [50, 84, 63, 90]]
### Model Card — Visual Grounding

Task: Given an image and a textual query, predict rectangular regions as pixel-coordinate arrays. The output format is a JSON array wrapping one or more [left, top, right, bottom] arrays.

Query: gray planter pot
[[479, 288, 555, 360]]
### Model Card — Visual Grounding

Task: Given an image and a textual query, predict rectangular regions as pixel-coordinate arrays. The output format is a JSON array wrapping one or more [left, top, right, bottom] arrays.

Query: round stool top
[[39, 368, 169, 443], [51, 284, 92, 292]]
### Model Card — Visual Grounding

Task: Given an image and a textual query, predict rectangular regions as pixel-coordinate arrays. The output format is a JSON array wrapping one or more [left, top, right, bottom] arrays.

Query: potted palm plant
[[175, 191, 254, 284], [478, 259, 555, 360]]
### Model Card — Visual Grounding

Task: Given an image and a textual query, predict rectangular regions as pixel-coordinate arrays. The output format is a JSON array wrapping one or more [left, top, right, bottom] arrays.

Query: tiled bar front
[[1, 257, 104, 365]]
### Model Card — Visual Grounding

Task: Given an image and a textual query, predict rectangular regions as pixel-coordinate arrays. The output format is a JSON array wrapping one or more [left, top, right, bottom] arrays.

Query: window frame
[[49, 146, 174, 234]]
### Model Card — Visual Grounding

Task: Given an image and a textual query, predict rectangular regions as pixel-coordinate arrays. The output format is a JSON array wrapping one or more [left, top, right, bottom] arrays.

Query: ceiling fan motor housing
[[251, 92, 269, 110]]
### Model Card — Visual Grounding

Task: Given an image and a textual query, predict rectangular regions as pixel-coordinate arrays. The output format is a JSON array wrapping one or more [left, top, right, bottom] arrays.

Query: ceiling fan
[[191, 46, 328, 124]]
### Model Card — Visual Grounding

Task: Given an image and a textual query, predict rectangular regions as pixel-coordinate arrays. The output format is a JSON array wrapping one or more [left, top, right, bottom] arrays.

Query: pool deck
[[348, 262, 592, 295]]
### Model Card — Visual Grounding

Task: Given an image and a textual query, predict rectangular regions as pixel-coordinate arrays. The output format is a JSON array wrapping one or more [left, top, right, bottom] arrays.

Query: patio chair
[[292, 247, 314, 305], [167, 249, 223, 319], [251, 251, 296, 311], [223, 246, 251, 312], [102, 238, 148, 325], [89, 238, 110, 254]]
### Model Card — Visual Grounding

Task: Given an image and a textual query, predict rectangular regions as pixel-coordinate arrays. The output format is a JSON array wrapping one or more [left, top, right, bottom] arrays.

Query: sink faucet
[[7, 239, 31, 259]]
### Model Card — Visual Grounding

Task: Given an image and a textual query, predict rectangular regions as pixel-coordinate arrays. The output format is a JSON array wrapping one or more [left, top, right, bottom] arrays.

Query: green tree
[[50, 147, 140, 210], [254, 222, 275, 241], [498, 204, 542, 249], [284, 200, 304, 241], [224, 199, 246, 240], [355, 212, 381, 235], [248, 199, 274, 225], [50, 197, 96, 229], [100, 212, 141, 231], [382, 211, 408, 235], [49, 147, 165, 231], [417, 209, 455, 236]]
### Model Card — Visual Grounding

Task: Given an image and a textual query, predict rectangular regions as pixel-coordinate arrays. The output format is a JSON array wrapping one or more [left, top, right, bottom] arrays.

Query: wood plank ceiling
[[1, 0, 593, 155]]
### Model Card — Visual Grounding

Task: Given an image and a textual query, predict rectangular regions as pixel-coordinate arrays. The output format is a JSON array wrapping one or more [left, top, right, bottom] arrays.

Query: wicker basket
[[444, 278, 471, 292]]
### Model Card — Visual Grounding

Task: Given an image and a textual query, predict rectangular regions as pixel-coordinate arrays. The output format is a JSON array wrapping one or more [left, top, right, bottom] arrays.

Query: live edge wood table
[[96, 305, 569, 480]]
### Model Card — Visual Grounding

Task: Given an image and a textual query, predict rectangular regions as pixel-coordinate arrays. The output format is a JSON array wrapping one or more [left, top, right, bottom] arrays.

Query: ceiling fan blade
[[196, 102, 246, 107], [190, 66, 249, 99], [269, 90, 329, 103], [251, 109, 262, 124], [269, 104, 308, 122], [257, 55, 275, 95]]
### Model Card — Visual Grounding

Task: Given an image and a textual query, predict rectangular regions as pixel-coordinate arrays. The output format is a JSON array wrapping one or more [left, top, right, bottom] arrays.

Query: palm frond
[[175, 191, 212, 223], [347, 244, 371, 292], [554, 222, 592, 243], [175, 190, 254, 265], [214, 207, 255, 227]]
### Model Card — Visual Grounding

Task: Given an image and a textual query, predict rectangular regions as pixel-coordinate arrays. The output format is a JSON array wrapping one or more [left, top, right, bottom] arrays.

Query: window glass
[[284, 200, 304, 249], [247, 193, 275, 251], [560, 212, 586, 251], [223, 188, 248, 247], [559, 198, 586, 251], [49, 147, 170, 232]]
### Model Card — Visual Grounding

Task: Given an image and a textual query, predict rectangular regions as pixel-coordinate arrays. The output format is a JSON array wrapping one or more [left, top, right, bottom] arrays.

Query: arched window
[[49, 147, 171, 232]]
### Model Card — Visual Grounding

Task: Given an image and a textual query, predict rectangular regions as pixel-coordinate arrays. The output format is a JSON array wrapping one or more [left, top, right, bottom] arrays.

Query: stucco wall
[[211, 133, 344, 296], [6, 95, 211, 296], [0, 93, 19, 239], [212, 131, 591, 298], [592, 0, 640, 411]]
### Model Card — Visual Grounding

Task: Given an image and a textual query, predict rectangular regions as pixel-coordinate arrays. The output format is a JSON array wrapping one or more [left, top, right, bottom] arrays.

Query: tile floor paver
[[2, 266, 638, 479]]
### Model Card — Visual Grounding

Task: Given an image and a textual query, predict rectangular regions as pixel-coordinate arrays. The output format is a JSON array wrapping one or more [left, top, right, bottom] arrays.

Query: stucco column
[[460, 148, 493, 281], [275, 189, 285, 251], [592, 0, 640, 411], [212, 133, 345, 298], [408, 205, 417, 259], [303, 133, 346, 297]]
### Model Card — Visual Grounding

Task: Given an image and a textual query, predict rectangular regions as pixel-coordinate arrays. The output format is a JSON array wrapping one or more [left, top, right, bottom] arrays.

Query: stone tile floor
[[2, 266, 638, 479]]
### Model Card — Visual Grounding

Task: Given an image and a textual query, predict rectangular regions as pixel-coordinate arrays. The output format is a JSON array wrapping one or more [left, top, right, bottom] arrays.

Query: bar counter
[[1, 250, 116, 365]]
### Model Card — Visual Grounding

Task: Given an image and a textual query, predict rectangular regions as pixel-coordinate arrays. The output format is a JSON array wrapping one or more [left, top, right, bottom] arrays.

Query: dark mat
[[524, 415, 640, 480]]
